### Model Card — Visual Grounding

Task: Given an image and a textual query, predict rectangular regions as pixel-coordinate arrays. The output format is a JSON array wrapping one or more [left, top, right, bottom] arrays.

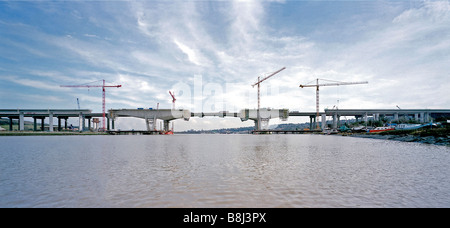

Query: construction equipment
[[251, 67, 286, 130], [169, 91, 176, 110], [299, 78, 368, 129], [77, 98, 80, 110], [60, 79, 121, 131]]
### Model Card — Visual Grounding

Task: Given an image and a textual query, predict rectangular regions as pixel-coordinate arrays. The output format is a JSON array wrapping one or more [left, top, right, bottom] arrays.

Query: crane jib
[[252, 67, 286, 86]]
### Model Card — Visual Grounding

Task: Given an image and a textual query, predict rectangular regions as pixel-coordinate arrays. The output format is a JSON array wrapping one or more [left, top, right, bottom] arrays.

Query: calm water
[[0, 134, 449, 208]]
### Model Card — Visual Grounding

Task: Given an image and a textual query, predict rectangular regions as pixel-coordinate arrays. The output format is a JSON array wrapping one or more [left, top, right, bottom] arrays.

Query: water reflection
[[0, 135, 449, 207]]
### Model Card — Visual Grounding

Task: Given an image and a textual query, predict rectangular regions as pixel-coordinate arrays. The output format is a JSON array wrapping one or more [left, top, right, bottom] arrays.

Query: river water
[[0, 134, 449, 208]]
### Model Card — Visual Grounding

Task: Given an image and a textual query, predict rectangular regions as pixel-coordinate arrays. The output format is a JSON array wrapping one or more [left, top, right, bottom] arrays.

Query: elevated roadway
[[3, 108, 449, 132], [0, 109, 92, 131]]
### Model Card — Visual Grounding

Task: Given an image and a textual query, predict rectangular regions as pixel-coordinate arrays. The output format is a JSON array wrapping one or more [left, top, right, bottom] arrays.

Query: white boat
[[352, 125, 366, 132], [395, 124, 422, 130], [395, 123, 433, 130]]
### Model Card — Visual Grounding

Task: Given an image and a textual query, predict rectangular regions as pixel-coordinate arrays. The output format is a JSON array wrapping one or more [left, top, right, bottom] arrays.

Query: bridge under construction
[[2, 108, 450, 133]]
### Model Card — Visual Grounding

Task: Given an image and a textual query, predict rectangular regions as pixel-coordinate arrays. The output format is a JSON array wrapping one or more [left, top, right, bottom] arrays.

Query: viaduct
[[1, 108, 450, 132]]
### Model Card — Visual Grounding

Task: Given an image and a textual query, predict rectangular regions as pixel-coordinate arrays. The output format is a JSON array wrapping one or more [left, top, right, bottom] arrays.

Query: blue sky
[[1, 0, 449, 130]]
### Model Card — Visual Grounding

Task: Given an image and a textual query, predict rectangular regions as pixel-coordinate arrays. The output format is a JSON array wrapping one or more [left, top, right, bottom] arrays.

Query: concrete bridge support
[[109, 109, 191, 132], [374, 113, 380, 121], [332, 113, 338, 129], [394, 113, 399, 121], [164, 120, 170, 132], [0, 109, 92, 132], [79, 113, 84, 132], [19, 112, 24, 131], [239, 109, 289, 130], [420, 112, 425, 123], [321, 114, 327, 130], [309, 116, 318, 130], [49, 112, 53, 132], [423, 112, 430, 123]]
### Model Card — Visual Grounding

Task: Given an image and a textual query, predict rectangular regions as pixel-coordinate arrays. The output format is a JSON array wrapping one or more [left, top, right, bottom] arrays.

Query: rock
[[348, 133, 449, 146], [397, 135, 417, 142], [420, 136, 436, 144]]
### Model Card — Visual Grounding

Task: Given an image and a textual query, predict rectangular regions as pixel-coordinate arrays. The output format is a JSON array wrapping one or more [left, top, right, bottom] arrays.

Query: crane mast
[[252, 67, 286, 131], [60, 79, 121, 131], [299, 78, 368, 129]]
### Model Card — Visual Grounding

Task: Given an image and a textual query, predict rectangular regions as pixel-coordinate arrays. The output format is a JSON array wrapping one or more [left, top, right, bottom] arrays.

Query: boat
[[395, 124, 422, 130], [395, 123, 434, 130], [164, 130, 174, 135], [328, 129, 339, 135], [351, 125, 367, 132], [368, 126, 395, 133], [322, 128, 339, 135]]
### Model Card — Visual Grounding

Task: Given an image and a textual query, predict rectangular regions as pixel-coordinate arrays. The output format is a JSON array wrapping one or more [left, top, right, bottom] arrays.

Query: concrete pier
[[324, 109, 450, 128], [109, 109, 191, 132], [0, 109, 92, 131], [2, 108, 450, 132], [239, 108, 289, 130]]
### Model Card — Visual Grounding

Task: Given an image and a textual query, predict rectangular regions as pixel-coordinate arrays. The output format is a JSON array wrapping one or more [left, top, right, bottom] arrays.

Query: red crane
[[60, 79, 121, 131], [169, 91, 176, 110]]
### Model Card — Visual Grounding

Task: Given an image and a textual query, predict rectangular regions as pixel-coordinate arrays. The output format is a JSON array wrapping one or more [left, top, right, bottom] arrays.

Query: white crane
[[299, 78, 368, 129], [251, 67, 286, 130]]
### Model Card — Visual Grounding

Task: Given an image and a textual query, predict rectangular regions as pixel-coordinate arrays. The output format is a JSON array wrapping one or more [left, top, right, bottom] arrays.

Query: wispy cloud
[[1, 75, 67, 92], [1, 0, 449, 130]]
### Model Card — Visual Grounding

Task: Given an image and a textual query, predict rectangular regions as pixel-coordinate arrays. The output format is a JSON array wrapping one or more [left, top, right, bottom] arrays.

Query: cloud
[[1, 0, 449, 130], [1, 75, 67, 92], [294, 1, 450, 110], [173, 39, 202, 66]]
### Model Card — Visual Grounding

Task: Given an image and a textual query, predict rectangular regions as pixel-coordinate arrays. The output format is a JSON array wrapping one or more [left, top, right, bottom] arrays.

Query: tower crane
[[169, 91, 176, 110], [60, 79, 121, 131], [299, 78, 368, 129], [251, 67, 286, 130]]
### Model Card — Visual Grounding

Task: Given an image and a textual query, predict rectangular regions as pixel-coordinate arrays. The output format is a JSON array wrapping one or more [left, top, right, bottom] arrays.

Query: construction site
[[1, 67, 450, 135]]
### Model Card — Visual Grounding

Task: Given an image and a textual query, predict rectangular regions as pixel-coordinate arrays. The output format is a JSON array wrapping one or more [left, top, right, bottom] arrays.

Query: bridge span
[[108, 108, 289, 132], [108, 108, 450, 132], [2, 108, 450, 132], [0, 109, 94, 131]]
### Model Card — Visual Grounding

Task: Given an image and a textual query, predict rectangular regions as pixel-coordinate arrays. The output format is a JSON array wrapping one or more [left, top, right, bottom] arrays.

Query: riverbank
[[345, 128, 450, 146], [0, 131, 107, 136]]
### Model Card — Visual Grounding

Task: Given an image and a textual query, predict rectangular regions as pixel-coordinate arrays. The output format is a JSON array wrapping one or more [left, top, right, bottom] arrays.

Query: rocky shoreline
[[347, 133, 450, 146]]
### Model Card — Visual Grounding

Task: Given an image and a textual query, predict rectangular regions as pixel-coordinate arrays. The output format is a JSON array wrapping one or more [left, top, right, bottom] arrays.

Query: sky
[[1, 0, 449, 131]]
